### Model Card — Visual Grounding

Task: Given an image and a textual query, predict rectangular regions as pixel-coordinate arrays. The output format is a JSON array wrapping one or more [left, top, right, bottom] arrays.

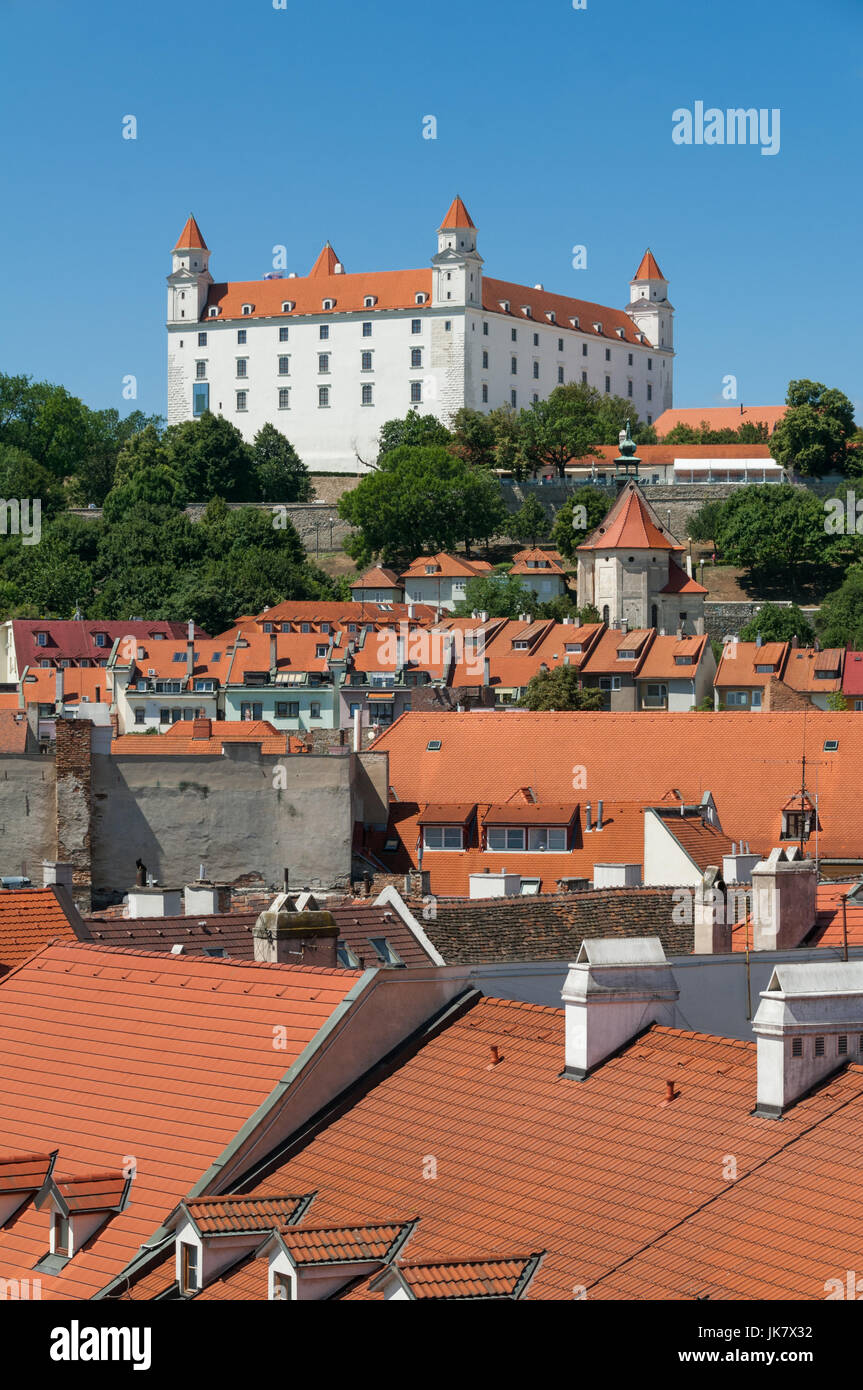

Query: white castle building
[[166, 199, 674, 473]]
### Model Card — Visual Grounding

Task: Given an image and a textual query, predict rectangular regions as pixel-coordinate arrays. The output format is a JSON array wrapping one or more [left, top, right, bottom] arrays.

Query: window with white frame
[[361, 351, 373, 371], [527, 827, 567, 851], [362, 322, 372, 337], [318, 386, 330, 407], [411, 348, 422, 368], [236, 390, 247, 411], [423, 825, 463, 850], [411, 319, 421, 334], [361, 383, 374, 406], [318, 353, 330, 373], [487, 827, 526, 851], [236, 358, 247, 377], [278, 355, 290, 375], [410, 382, 422, 404], [599, 676, 621, 691], [278, 388, 290, 409]]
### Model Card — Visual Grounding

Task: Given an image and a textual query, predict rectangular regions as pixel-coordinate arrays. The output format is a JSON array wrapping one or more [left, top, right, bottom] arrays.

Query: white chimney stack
[[753, 961, 863, 1117], [751, 848, 817, 951], [561, 938, 679, 1079], [353, 707, 362, 753]]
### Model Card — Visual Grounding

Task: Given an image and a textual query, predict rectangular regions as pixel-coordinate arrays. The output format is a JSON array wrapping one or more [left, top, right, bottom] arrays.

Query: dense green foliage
[[815, 568, 863, 648], [517, 665, 606, 711], [770, 380, 856, 478], [551, 487, 611, 560], [453, 572, 537, 619], [738, 603, 815, 645], [505, 494, 550, 546]]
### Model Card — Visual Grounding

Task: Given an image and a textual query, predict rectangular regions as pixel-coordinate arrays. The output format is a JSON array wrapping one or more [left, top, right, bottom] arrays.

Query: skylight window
[[824, 739, 839, 752], [426, 739, 442, 751], [369, 937, 404, 967]]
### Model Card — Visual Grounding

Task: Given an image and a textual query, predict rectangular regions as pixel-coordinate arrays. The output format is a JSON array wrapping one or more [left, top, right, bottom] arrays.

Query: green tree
[[506, 494, 549, 546], [0, 444, 65, 517], [449, 408, 497, 468], [687, 497, 728, 544], [713, 484, 837, 582], [551, 487, 611, 561], [375, 411, 452, 463], [578, 602, 601, 624], [518, 382, 603, 479], [252, 423, 313, 502], [65, 407, 165, 507], [815, 568, 863, 648], [771, 380, 856, 477], [453, 572, 536, 619], [739, 603, 815, 645], [827, 691, 849, 711], [165, 411, 256, 502], [594, 395, 656, 445], [339, 446, 505, 569], [518, 665, 606, 710]]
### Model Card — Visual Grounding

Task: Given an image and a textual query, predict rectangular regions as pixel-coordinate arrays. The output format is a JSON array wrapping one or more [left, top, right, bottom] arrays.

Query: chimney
[[252, 896, 338, 968], [55, 667, 65, 714], [186, 619, 195, 678], [596, 799, 604, 830], [192, 717, 211, 740], [561, 938, 679, 1079], [483, 657, 490, 685], [753, 960, 863, 1117], [127, 884, 183, 918], [42, 861, 74, 891], [183, 879, 231, 915], [353, 707, 362, 752], [750, 848, 817, 951], [693, 866, 732, 955], [584, 802, 592, 833], [756, 632, 763, 648], [269, 634, 277, 671]]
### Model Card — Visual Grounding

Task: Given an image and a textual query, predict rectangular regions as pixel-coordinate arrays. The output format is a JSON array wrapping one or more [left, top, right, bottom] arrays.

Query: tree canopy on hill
[[738, 603, 815, 645], [518, 665, 606, 711]]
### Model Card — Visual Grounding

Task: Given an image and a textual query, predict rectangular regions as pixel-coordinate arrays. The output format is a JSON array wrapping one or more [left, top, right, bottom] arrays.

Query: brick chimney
[[562, 938, 679, 1079], [252, 895, 338, 968], [750, 848, 817, 951], [192, 717, 212, 740]]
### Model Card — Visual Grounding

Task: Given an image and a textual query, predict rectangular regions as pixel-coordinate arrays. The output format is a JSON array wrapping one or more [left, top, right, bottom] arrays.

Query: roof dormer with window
[[34, 1169, 132, 1273]]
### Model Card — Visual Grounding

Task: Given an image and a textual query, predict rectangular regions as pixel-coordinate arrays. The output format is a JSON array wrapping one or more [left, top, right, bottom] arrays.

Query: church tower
[[626, 249, 673, 353], [167, 215, 213, 324], [432, 196, 483, 308]]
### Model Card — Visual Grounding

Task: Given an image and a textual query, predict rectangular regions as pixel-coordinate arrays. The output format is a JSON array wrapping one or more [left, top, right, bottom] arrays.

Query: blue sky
[[1, 0, 860, 423]]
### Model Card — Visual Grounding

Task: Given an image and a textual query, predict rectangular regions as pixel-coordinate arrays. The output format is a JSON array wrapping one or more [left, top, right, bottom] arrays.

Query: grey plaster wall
[[0, 756, 55, 879]]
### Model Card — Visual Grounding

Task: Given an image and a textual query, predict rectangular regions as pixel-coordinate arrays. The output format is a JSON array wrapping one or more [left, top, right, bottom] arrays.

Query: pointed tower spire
[[439, 195, 475, 231], [630, 248, 665, 283], [173, 215, 208, 252], [309, 242, 341, 277]]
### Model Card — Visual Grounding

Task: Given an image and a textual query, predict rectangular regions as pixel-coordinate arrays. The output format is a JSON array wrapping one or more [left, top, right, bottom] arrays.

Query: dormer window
[[570, 316, 580, 329], [415, 293, 427, 304], [424, 564, 437, 574], [35, 1169, 132, 1273], [322, 298, 335, 310], [180, 1241, 200, 1294], [282, 300, 295, 312], [782, 809, 813, 841], [241, 304, 254, 315], [208, 306, 220, 317], [499, 300, 510, 312], [52, 1212, 71, 1258], [615, 327, 625, 338], [546, 310, 556, 323], [521, 305, 532, 318], [593, 321, 602, 333], [565, 643, 583, 653], [364, 295, 377, 308], [36, 631, 48, 647], [618, 649, 637, 661]]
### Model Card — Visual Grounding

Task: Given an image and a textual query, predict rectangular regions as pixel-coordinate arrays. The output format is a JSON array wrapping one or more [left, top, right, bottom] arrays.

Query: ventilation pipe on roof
[[756, 632, 762, 648], [596, 800, 604, 831], [562, 938, 680, 1079], [55, 667, 65, 715], [753, 960, 863, 1117], [353, 707, 362, 753], [186, 619, 195, 679], [269, 634, 277, 672], [584, 802, 592, 833]]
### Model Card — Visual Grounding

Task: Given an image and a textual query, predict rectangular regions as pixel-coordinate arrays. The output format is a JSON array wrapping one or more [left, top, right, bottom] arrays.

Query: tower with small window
[[167, 215, 213, 324], [432, 196, 483, 308], [626, 249, 673, 353]]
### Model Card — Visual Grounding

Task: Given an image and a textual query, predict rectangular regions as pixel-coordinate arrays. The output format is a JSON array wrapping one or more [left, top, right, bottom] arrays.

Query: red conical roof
[[439, 196, 475, 231], [578, 483, 683, 552], [309, 242, 341, 277], [173, 215, 208, 252], [631, 248, 665, 282]]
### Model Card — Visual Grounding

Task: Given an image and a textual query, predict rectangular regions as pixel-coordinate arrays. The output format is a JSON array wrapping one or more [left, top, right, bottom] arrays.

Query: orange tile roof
[[656, 814, 738, 872], [714, 641, 789, 690], [371, 710, 863, 861], [395, 1252, 544, 1299], [0, 942, 360, 1299], [636, 635, 708, 681], [183, 1194, 312, 1235], [566, 443, 775, 469], [401, 553, 494, 580], [309, 242, 340, 277], [112, 719, 289, 756], [578, 483, 683, 552], [483, 277, 647, 347], [205, 268, 432, 323], [279, 1218, 415, 1265], [19, 667, 113, 707], [631, 249, 666, 282], [173, 215, 208, 251], [0, 709, 34, 750], [654, 406, 786, 437], [802, 882, 863, 949], [135, 1000, 863, 1302], [0, 1151, 56, 1195], [352, 566, 402, 589], [439, 196, 475, 230], [782, 647, 844, 694], [580, 627, 654, 676], [0, 888, 81, 976], [508, 548, 567, 577], [56, 1171, 129, 1214]]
